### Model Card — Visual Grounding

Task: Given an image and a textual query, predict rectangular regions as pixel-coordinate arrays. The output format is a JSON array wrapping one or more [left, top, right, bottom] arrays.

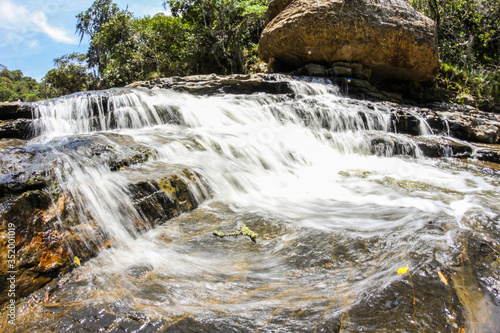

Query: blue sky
[[0, 0, 167, 81]]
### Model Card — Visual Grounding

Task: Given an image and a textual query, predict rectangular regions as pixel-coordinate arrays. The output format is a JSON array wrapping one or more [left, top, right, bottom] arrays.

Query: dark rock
[[415, 137, 473, 159], [475, 148, 500, 164], [0, 119, 34, 139], [130, 169, 207, 229], [344, 260, 465, 331], [0, 102, 32, 120], [305, 63, 327, 77], [0, 136, 205, 307], [127, 73, 294, 95], [391, 110, 422, 136]]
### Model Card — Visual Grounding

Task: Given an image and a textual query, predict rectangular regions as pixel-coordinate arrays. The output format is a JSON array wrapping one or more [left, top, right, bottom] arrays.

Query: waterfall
[[12, 75, 499, 332], [30, 75, 494, 243]]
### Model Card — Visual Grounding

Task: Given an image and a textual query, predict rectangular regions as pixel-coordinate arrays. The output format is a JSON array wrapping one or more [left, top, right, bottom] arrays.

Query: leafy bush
[[409, 0, 500, 102]]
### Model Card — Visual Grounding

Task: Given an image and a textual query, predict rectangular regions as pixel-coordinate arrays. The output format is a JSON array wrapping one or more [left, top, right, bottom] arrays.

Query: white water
[[30, 77, 499, 246], [16, 75, 500, 331]]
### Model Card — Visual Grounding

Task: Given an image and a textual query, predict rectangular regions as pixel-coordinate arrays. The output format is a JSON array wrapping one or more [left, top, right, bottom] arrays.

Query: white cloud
[[31, 10, 76, 44], [0, 0, 77, 45]]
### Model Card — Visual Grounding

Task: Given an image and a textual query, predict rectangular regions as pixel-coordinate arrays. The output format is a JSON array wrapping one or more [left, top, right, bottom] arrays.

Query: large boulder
[[259, 0, 439, 82]]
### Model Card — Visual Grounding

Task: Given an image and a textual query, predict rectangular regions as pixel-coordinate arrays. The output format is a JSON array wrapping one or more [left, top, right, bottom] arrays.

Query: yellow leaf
[[437, 271, 448, 285], [397, 266, 409, 274], [74, 256, 81, 266]]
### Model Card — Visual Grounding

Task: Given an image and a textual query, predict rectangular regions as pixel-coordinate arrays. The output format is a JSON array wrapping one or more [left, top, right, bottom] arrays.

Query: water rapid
[[9, 76, 500, 332]]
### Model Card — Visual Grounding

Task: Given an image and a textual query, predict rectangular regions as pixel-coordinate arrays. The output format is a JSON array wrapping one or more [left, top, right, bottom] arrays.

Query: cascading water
[[7, 76, 500, 332]]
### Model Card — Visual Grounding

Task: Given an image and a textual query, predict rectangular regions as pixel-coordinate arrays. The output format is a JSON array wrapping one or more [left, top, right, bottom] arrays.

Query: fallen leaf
[[74, 256, 81, 266], [397, 266, 409, 274], [437, 271, 448, 285]]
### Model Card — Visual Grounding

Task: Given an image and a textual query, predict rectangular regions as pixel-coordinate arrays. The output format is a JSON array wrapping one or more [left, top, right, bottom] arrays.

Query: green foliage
[[71, 0, 268, 87], [0, 64, 43, 102], [164, 0, 268, 74], [41, 53, 96, 97], [96, 13, 195, 87], [438, 63, 500, 103], [76, 0, 121, 77], [409, 0, 500, 102]]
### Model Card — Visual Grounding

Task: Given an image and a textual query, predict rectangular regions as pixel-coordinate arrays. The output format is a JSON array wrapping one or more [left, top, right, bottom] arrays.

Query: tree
[[76, 0, 121, 77], [90, 12, 194, 87], [163, 0, 268, 74], [41, 53, 96, 97], [0, 65, 42, 102], [409, 0, 500, 67], [409, 0, 500, 101]]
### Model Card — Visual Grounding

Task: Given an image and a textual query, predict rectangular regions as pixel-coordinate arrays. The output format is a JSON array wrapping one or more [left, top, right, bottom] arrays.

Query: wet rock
[[0, 119, 34, 140], [259, 0, 439, 82], [415, 137, 473, 159], [129, 169, 207, 228], [69, 133, 154, 171], [0, 187, 99, 307], [387, 103, 500, 145], [391, 110, 422, 136], [370, 136, 420, 157], [0, 139, 204, 307], [343, 261, 465, 331], [475, 147, 500, 164], [127, 73, 294, 95]]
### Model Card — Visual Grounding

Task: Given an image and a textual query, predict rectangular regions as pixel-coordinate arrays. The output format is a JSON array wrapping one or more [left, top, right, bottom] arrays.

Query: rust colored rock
[[259, 0, 439, 82], [0, 139, 206, 307]]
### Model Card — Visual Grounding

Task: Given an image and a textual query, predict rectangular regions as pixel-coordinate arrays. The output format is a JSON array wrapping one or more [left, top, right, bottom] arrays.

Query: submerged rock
[[259, 0, 439, 82]]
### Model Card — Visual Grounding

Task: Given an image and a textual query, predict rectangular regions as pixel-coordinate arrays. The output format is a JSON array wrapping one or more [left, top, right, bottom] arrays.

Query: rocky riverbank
[[0, 132, 208, 307], [1, 73, 499, 323]]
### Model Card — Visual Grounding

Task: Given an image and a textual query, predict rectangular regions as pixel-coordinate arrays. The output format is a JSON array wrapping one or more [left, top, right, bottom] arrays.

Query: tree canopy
[[0, 65, 43, 102], [4, 0, 499, 103]]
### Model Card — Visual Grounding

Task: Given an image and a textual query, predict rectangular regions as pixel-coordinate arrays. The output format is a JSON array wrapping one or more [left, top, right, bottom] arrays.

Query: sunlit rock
[[259, 0, 440, 82]]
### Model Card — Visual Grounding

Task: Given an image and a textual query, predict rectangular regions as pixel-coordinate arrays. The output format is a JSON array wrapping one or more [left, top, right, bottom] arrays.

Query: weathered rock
[[259, 0, 439, 82], [389, 103, 500, 145], [0, 137, 205, 307], [265, 0, 294, 24], [129, 169, 207, 228], [305, 63, 327, 77], [0, 102, 32, 120], [127, 73, 294, 95], [0, 119, 34, 140]]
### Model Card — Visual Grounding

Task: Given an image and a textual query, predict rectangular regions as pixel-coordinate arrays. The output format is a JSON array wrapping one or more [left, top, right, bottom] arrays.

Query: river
[[4, 76, 500, 332]]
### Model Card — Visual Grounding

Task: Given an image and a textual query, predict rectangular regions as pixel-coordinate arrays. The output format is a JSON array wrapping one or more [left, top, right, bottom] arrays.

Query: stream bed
[[1, 76, 499, 332]]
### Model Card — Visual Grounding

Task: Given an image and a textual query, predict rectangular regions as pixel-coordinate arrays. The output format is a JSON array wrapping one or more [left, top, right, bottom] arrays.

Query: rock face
[[0, 135, 206, 307], [259, 0, 440, 82], [0, 102, 34, 140], [127, 73, 293, 95]]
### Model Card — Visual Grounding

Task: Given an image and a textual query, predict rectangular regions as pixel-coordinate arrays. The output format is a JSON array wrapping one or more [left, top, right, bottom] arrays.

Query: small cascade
[[8, 74, 499, 332]]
